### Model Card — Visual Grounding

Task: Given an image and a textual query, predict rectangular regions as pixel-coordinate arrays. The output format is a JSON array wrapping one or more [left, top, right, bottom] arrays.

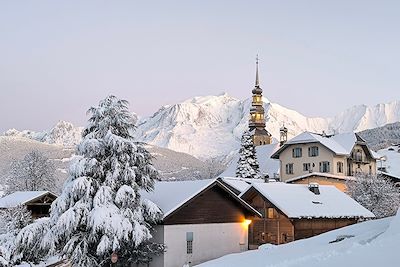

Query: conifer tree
[[236, 130, 261, 179], [15, 95, 164, 266]]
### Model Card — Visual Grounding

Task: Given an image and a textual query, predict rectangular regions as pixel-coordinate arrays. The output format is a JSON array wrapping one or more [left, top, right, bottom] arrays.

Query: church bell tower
[[249, 56, 272, 146]]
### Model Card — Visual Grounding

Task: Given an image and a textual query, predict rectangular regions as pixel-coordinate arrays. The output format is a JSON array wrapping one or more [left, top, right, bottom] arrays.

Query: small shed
[[240, 182, 374, 248], [0, 191, 57, 218]]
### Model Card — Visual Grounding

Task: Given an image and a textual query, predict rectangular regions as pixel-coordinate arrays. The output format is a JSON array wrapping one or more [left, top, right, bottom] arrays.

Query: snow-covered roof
[[378, 146, 400, 176], [285, 172, 355, 183], [141, 179, 261, 219], [220, 177, 254, 193], [240, 183, 375, 219], [221, 143, 280, 177], [0, 191, 55, 208], [272, 131, 378, 159]]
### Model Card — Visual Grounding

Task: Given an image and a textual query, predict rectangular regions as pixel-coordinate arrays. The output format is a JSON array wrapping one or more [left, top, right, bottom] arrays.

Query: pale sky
[[0, 0, 399, 132]]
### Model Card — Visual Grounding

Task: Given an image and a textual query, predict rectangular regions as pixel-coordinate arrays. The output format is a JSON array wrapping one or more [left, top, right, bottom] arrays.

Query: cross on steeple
[[255, 54, 260, 87]]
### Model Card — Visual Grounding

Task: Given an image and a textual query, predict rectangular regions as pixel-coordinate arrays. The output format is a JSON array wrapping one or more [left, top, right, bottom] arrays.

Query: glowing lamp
[[244, 219, 252, 226]]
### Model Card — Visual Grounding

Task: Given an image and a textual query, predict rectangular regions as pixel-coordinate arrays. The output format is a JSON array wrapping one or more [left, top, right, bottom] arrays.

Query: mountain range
[[3, 94, 400, 159]]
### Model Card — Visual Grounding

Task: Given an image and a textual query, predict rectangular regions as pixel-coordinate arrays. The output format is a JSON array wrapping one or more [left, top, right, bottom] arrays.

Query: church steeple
[[249, 55, 272, 146]]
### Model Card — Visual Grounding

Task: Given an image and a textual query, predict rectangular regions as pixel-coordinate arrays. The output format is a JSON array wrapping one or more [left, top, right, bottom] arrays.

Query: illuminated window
[[267, 208, 275, 219]]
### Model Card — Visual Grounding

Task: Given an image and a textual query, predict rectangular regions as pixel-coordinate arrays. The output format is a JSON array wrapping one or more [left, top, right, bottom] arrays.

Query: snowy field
[[197, 211, 399, 267]]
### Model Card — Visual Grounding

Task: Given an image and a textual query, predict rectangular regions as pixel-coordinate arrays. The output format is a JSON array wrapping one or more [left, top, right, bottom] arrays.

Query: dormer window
[[355, 150, 362, 161]]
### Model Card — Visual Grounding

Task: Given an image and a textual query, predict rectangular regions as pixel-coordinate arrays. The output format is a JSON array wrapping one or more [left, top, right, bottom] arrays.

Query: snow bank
[[197, 214, 398, 267]]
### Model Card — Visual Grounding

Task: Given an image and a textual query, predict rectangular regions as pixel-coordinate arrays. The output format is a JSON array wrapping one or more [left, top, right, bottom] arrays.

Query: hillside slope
[[358, 122, 400, 151]]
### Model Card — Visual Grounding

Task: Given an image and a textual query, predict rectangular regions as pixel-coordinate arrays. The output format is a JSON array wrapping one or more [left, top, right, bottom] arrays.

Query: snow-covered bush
[[236, 131, 261, 179], [346, 173, 400, 218], [0, 206, 32, 265], [6, 150, 56, 194], [13, 95, 164, 266]]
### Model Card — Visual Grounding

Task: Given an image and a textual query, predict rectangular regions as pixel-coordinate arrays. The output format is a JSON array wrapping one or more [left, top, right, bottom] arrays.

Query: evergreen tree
[[346, 173, 400, 219], [236, 131, 261, 179], [13, 96, 164, 266], [0, 205, 33, 265]]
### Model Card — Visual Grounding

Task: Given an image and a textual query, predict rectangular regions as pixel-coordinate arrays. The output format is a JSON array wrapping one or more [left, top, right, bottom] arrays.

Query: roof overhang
[[285, 172, 355, 183]]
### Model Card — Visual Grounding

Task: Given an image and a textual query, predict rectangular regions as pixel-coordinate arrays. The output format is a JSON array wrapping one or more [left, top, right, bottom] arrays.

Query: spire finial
[[255, 54, 260, 87]]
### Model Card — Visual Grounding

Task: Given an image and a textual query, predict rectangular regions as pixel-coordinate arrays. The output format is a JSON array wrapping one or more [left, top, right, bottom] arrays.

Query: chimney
[[308, 183, 320, 195]]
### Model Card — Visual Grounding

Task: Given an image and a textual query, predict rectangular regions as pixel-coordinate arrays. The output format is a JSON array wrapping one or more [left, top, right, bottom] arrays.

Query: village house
[[0, 191, 57, 218], [140, 179, 261, 267], [271, 131, 379, 191], [239, 182, 375, 248]]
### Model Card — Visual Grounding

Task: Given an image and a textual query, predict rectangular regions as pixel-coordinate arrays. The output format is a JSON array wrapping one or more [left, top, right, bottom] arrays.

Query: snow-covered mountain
[[134, 94, 400, 158], [4, 121, 83, 148], [3, 94, 400, 159]]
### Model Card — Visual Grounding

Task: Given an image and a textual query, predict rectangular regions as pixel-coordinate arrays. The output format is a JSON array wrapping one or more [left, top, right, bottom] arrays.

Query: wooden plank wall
[[163, 185, 249, 225], [293, 218, 357, 240]]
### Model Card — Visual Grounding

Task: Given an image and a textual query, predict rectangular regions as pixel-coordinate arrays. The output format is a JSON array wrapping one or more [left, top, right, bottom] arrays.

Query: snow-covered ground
[[197, 212, 399, 267]]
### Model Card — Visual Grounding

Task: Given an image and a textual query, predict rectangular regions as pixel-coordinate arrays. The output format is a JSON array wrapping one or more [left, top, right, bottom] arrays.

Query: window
[[292, 147, 302, 158], [337, 162, 343, 173], [286, 163, 294, 174], [319, 161, 330, 173], [186, 232, 193, 254], [267, 208, 275, 219], [308, 146, 319, 157], [369, 165, 372, 175], [303, 163, 311, 172], [355, 150, 363, 161]]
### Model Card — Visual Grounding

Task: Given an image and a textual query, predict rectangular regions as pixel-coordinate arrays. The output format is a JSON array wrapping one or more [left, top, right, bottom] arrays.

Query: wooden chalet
[[240, 182, 374, 249], [140, 179, 261, 267], [0, 191, 57, 218]]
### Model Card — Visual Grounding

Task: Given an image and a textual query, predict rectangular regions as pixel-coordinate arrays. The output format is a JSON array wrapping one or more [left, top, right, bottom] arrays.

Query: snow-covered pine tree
[[45, 95, 164, 266], [346, 173, 400, 218], [236, 130, 261, 179]]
